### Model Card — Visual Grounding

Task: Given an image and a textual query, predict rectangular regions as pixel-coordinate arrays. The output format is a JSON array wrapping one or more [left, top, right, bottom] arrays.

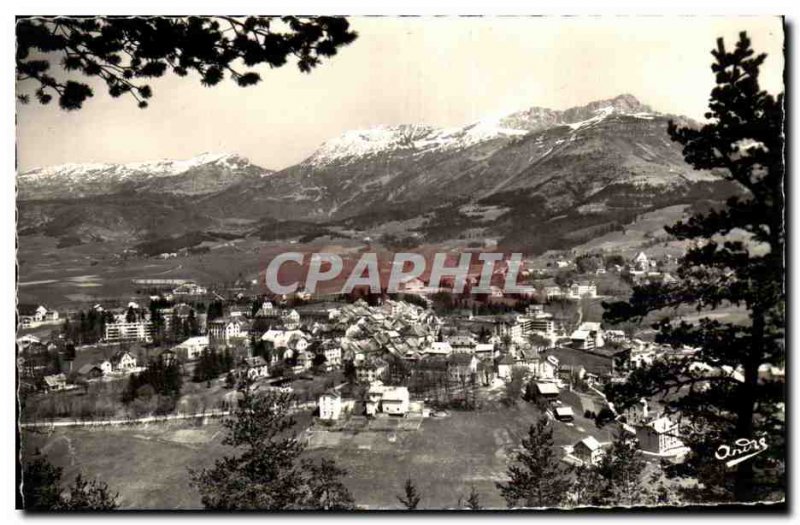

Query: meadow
[[20, 400, 618, 510]]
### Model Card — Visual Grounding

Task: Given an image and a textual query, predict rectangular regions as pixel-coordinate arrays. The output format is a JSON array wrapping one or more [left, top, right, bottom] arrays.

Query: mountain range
[[17, 94, 738, 254]]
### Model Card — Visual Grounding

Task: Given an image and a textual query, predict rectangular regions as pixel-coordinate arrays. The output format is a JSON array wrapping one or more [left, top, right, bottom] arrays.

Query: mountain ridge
[[17, 93, 735, 255], [18, 152, 273, 200]]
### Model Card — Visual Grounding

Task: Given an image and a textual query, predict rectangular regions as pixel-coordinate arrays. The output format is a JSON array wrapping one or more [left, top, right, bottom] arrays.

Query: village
[[19, 246, 768, 479]]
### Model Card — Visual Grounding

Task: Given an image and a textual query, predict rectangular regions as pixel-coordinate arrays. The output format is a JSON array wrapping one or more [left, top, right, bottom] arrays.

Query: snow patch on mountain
[[305, 120, 529, 167], [304, 94, 660, 167], [18, 152, 273, 200], [568, 106, 615, 131], [20, 152, 252, 181]]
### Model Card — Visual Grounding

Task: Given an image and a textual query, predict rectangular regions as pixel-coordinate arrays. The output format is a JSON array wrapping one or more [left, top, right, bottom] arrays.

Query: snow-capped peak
[[20, 152, 249, 179], [305, 120, 528, 167], [17, 152, 270, 200], [304, 94, 659, 167], [567, 105, 616, 131]]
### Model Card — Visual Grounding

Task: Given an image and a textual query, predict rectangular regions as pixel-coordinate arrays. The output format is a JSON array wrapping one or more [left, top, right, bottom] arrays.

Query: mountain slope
[[209, 95, 723, 225], [18, 152, 273, 200], [17, 94, 740, 254]]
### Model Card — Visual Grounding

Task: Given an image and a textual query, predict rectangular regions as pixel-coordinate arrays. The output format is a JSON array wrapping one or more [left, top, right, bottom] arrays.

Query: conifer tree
[[496, 417, 573, 508], [58, 474, 119, 511], [398, 478, 421, 510], [301, 458, 356, 510], [17, 17, 358, 110], [22, 456, 119, 510], [603, 32, 785, 502], [21, 457, 62, 510], [190, 376, 352, 509], [593, 432, 648, 507], [465, 485, 482, 510]]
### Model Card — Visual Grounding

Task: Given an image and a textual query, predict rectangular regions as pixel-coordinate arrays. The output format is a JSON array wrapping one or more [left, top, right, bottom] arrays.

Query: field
[[574, 204, 690, 258], [17, 235, 268, 309], [20, 401, 618, 510]]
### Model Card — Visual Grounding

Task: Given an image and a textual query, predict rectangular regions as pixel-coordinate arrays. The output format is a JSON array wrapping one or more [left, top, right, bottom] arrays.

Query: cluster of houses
[[508, 304, 560, 345], [543, 282, 598, 301], [318, 382, 415, 421], [334, 299, 441, 363], [563, 401, 689, 468], [18, 304, 59, 328], [75, 350, 140, 380], [627, 251, 678, 285], [549, 251, 677, 289]]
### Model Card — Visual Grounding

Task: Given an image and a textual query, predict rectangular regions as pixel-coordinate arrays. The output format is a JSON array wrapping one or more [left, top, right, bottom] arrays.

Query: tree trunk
[[734, 307, 763, 502]]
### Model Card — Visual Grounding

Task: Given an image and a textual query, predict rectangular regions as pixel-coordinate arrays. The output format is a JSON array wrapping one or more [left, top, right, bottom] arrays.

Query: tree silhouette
[[16, 16, 358, 110], [465, 485, 482, 510], [190, 376, 352, 509], [21, 457, 62, 510], [21, 456, 119, 510], [301, 458, 356, 510], [496, 416, 572, 508], [397, 478, 421, 510], [58, 474, 119, 511], [593, 432, 648, 507], [603, 32, 784, 503]]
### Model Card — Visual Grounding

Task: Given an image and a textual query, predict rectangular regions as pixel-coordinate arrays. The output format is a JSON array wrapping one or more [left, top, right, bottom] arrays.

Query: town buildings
[[635, 416, 685, 455], [319, 391, 343, 420], [365, 382, 410, 416], [243, 356, 270, 380], [570, 322, 605, 350], [573, 436, 605, 466], [111, 350, 138, 372], [174, 335, 210, 361], [104, 319, 154, 343], [207, 318, 245, 342]]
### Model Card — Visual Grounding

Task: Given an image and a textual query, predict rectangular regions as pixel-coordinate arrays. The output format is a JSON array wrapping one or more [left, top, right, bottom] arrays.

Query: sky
[[16, 16, 785, 173]]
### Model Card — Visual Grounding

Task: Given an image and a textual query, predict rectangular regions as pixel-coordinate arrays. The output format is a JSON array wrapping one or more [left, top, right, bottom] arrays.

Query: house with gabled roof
[[356, 357, 388, 383], [111, 351, 138, 372], [77, 363, 104, 379], [43, 373, 68, 392], [243, 356, 269, 380], [573, 436, 605, 466], [319, 390, 343, 420]]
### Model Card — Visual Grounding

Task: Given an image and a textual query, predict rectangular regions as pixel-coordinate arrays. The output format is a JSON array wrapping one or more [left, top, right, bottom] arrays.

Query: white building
[[566, 282, 597, 300], [111, 351, 138, 372], [43, 373, 68, 392], [286, 309, 301, 327], [425, 341, 453, 356], [98, 360, 113, 375], [323, 344, 342, 368], [174, 335, 210, 360], [570, 322, 605, 350], [497, 355, 516, 380], [208, 319, 245, 342], [632, 251, 649, 272], [544, 286, 563, 300], [636, 416, 684, 455], [319, 391, 343, 420], [243, 356, 269, 379], [381, 386, 410, 415], [255, 301, 276, 317], [574, 436, 605, 466], [104, 319, 154, 343], [365, 382, 410, 416]]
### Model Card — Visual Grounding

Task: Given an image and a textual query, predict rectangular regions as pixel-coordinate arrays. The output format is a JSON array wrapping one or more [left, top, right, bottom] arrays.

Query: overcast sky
[[16, 16, 784, 173]]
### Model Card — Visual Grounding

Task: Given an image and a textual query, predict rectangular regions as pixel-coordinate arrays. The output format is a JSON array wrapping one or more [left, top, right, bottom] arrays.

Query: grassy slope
[[21, 401, 620, 510]]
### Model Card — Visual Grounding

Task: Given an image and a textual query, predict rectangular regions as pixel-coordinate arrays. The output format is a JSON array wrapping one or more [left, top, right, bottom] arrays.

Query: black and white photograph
[[10, 8, 789, 514]]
